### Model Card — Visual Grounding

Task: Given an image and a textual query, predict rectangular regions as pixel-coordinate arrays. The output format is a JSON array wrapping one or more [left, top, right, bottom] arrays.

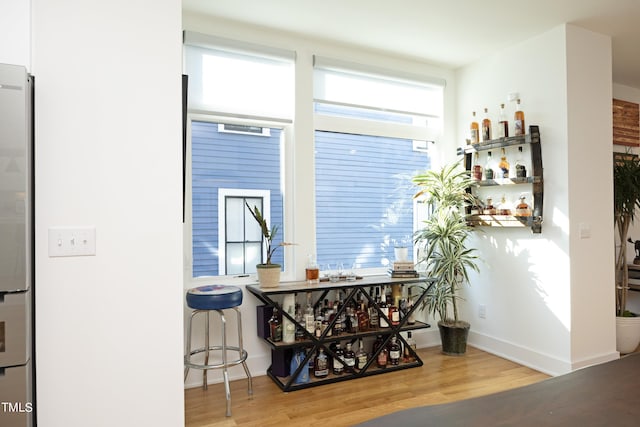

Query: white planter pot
[[616, 316, 640, 354], [256, 264, 281, 288], [394, 247, 409, 262]]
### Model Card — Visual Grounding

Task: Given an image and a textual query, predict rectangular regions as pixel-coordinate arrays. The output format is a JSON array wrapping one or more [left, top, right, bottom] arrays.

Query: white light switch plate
[[48, 226, 96, 257]]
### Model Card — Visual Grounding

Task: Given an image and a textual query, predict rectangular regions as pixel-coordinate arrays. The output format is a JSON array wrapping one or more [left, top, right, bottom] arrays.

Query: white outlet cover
[[48, 226, 96, 257]]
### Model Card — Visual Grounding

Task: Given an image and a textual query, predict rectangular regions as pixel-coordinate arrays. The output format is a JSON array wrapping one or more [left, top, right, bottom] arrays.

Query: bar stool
[[184, 285, 253, 417]]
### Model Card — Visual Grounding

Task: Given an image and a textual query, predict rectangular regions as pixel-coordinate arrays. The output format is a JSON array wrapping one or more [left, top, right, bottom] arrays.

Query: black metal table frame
[[247, 275, 436, 391]]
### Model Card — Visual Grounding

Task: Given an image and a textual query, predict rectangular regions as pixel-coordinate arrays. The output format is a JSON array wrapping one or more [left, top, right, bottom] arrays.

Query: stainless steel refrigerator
[[0, 63, 34, 427]]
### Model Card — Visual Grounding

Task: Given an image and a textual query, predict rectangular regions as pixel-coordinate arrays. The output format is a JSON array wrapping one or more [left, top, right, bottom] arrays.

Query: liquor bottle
[[343, 342, 356, 373], [498, 194, 512, 216], [484, 151, 495, 180], [291, 348, 310, 384], [498, 148, 509, 179], [406, 288, 416, 325], [515, 195, 532, 217], [372, 334, 383, 353], [305, 254, 320, 284], [305, 293, 315, 335], [283, 297, 296, 343], [498, 103, 509, 138], [469, 111, 479, 144], [388, 336, 401, 366], [379, 287, 389, 328], [358, 301, 370, 332], [268, 308, 282, 342], [514, 98, 525, 136], [481, 107, 492, 142], [314, 348, 329, 378], [515, 146, 527, 178], [376, 344, 388, 369], [332, 343, 344, 375], [472, 152, 483, 181], [369, 288, 379, 329], [315, 316, 323, 338], [403, 332, 417, 362], [389, 301, 400, 327], [356, 338, 368, 370], [295, 303, 306, 341], [483, 197, 496, 215]]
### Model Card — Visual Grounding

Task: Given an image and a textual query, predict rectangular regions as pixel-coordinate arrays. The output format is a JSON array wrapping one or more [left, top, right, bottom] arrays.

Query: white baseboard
[[468, 330, 620, 376]]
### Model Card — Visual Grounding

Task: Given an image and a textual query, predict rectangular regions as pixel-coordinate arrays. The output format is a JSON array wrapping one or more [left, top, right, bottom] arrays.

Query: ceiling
[[182, 0, 640, 88]]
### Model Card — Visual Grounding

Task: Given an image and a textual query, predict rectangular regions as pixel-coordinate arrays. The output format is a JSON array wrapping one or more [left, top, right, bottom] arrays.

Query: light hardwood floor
[[184, 346, 549, 427]]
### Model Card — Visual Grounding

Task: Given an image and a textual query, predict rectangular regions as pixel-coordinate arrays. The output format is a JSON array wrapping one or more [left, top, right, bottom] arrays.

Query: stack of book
[[388, 261, 419, 278]]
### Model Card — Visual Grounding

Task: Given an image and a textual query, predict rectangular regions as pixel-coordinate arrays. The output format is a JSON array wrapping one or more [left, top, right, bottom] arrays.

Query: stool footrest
[[185, 346, 248, 371]]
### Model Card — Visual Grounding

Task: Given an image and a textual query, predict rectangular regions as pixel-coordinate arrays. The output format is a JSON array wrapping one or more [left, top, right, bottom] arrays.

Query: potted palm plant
[[412, 160, 480, 355], [613, 153, 640, 353], [245, 202, 289, 288]]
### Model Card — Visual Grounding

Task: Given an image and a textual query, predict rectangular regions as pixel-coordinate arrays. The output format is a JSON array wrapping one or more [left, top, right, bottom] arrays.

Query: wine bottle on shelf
[[514, 98, 525, 136], [269, 307, 282, 342], [376, 344, 388, 369], [406, 288, 415, 325], [356, 338, 368, 370], [343, 342, 356, 373], [515, 195, 532, 217], [484, 151, 495, 180], [498, 148, 509, 178], [379, 287, 389, 328], [498, 194, 513, 216], [498, 103, 509, 138], [389, 301, 400, 327], [515, 146, 527, 178], [472, 152, 483, 181], [404, 331, 417, 362], [358, 301, 370, 332], [314, 348, 329, 378], [388, 336, 401, 366], [295, 303, 305, 341], [483, 197, 496, 215], [470, 111, 479, 144], [333, 343, 344, 375], [482, 107, 492, 142], [305, 292, 315, 335], [369, 288, 379, 329]]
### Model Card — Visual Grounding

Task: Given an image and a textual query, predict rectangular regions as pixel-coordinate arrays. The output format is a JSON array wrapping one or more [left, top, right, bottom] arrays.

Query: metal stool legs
[[184, 307, 252, 417]]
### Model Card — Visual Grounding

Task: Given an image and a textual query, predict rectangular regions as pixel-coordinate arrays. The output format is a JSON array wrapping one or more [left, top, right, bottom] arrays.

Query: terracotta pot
[[438, 320, 470, 356], [256, 264, 281, 288]]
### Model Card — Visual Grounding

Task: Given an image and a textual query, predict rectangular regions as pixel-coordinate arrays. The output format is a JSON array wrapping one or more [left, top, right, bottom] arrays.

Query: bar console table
[[247, 275, 435, 391]]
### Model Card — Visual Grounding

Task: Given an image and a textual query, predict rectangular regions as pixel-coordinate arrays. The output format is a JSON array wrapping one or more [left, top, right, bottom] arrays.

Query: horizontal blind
[[313, 55, 444, 118], [184, 31, 295, 120]]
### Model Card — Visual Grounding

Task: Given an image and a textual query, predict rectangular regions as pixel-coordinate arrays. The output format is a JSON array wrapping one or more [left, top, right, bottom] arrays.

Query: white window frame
[[184, 113, 294, 286], [217, 188, 271, 275]]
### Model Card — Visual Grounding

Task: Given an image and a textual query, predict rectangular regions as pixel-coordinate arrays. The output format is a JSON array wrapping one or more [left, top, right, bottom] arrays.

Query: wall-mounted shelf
[[462, 125, 544, 233]]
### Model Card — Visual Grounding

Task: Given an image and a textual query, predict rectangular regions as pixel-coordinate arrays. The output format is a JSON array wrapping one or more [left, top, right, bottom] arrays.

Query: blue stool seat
[[186, 285, 243, 310]]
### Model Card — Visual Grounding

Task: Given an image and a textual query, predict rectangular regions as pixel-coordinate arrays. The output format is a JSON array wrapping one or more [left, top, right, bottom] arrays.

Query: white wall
[[31, 1, 185, 426], [565, 25, 615, 367], [0, 0, 30, 68], [456, 24, 617, 374]]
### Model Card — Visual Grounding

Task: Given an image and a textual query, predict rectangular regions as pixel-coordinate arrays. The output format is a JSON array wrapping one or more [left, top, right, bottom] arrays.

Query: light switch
[[579, 223, 591, 239], [48, 226, 96, 257]]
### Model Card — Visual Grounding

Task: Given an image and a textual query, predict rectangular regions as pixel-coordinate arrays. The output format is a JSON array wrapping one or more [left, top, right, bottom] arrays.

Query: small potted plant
[[412, 160, 480, 355], [245, 202, 291, 288]]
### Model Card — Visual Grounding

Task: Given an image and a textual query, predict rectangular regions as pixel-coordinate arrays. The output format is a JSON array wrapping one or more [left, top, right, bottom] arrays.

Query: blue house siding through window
[[315, 131, 429, 268], [191, 120, 430, 277], [191, 120, 283, 277]]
